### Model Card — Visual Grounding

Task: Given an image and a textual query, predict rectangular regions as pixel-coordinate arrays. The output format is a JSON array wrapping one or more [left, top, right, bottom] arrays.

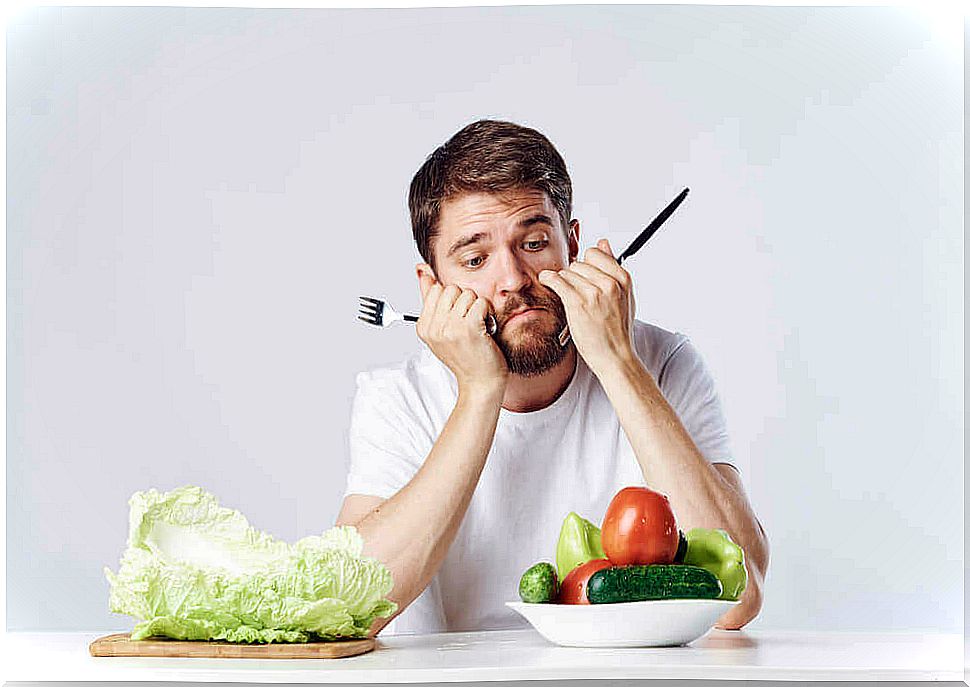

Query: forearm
[[596, 354, 768, 626], [354, 385, 504, 633], [598, 355, 730, 519]]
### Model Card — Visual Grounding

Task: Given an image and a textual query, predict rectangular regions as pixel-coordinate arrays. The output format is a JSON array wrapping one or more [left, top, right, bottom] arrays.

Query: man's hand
[[537, 238, 637, 376], [417, 273, 509, 394]]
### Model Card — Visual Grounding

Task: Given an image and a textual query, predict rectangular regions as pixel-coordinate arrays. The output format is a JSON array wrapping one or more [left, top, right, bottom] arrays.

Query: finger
[[420, 281, 442, 323], [568, 260, 622, 297], [467, 296, 493, 335], [436, 284, 463, 320], [556, 266, 600, 300], [416, 280, 441, 341], [582, 246, 631, 288], [538, 269, 581, 305], [419, 273, 431, 301], [454, 288, 477, 318], [598, 238, 614, 257]]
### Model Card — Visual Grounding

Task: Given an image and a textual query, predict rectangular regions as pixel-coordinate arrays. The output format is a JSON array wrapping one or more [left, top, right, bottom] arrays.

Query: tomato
[[557, 558, 612, 604], [601, 486, 679, 566]]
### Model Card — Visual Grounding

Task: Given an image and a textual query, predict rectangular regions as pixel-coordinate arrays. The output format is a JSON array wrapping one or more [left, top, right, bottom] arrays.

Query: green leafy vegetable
[[104, 485, 397, 643]]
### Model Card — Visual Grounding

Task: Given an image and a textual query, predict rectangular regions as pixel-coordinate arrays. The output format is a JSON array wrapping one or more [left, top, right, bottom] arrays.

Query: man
[[336, 120, 769, 635]]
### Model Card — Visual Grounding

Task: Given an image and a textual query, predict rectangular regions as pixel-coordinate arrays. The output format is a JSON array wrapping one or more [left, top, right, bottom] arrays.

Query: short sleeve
[[657, 338, 736, 470], [344, 370, 431, 500]]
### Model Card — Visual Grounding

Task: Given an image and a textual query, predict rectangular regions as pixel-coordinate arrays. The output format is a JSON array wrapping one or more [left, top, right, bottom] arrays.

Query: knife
[[556, 187, 690, 347]]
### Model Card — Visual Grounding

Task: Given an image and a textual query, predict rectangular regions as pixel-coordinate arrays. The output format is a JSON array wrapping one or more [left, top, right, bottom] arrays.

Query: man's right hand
[[417, 273, 509, 394]]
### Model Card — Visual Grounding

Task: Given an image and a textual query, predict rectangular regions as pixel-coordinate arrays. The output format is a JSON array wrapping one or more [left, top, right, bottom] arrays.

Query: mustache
[[499, 289, 564, 325]]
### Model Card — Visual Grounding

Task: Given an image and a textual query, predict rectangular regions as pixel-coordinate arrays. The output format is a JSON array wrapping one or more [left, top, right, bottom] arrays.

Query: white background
[[6, 4, 963, 634]]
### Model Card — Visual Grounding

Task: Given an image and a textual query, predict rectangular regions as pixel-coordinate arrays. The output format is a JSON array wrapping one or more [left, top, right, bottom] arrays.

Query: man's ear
[[567, 219, 580, 263], [416, 262, 439, 282]]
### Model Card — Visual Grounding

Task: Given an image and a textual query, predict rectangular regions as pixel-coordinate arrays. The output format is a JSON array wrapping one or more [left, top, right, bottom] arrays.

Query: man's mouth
[[506, 307, 545, 324]]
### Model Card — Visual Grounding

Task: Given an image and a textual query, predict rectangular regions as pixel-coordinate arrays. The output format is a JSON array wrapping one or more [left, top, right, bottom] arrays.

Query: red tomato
[[557, 559, 612, 604], [601, 486, 679, 566]]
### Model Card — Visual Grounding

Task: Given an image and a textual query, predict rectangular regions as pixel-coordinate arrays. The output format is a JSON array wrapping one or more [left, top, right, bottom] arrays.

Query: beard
[[494, 288, 572, 377]]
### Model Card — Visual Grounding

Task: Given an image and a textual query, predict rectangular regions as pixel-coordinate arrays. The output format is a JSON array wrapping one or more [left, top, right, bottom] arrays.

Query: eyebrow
[[446, 232, 489, 259], [520, 213, 556, 229], [445, 214, 556, 258]]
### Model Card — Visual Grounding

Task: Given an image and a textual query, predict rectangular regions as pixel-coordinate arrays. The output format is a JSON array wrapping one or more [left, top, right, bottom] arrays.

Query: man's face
[[417, 188, 580, 377]]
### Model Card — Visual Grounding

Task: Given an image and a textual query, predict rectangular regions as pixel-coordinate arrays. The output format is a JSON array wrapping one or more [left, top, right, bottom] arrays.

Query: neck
[[501, 345, 578, 413]]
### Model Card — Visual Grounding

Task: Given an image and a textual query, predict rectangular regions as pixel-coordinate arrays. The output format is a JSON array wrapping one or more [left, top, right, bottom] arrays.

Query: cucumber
[[586, 564, 722, 604], [518, 562, 559, 603]]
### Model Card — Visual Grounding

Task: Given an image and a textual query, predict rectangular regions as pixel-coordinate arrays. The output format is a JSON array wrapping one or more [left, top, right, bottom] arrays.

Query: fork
[[358, 296, 498, 335], [357, 186, 689, 348]]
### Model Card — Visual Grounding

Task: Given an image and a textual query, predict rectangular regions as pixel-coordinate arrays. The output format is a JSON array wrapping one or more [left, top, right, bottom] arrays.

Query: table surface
[[2, 628, 965, 683]]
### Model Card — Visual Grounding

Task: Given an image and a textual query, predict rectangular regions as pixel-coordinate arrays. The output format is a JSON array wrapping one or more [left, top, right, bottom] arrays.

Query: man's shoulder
[[631, 319, 690, 373], [354, 348, 453, 399]]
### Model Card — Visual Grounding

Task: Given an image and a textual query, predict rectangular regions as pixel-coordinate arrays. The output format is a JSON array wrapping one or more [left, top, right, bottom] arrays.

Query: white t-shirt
[[343, 319, 735, 635]]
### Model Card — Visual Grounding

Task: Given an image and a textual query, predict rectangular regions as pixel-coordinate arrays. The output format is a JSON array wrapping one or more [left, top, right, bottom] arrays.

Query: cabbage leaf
[[104, 485, 396, 642]]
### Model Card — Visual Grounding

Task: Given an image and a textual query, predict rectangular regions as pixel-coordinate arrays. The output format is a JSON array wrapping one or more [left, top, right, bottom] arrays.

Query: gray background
[[6, 5, 963, 634]]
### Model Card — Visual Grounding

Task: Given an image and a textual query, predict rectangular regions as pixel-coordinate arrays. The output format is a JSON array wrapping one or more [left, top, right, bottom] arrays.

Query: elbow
[[716, 525, 770, 630], [716, 577, 764, 630], [366, 613, 395, 638], [366, 587, 415, 638]]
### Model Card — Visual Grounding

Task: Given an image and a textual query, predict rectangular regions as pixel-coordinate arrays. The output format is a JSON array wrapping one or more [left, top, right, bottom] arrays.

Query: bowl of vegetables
[[506, 485, 745, 648]]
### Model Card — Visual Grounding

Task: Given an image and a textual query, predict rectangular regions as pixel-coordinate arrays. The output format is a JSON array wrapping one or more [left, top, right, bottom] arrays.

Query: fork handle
[[405, 312, 497, 335]]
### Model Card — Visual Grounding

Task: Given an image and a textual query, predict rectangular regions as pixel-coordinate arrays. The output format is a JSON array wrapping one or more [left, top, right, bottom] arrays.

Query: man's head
[[409, 120, 580, 377]]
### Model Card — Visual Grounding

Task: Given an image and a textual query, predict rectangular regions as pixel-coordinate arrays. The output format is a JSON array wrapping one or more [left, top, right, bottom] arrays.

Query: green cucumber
[[586, 564, 722, 603], [518, 562, 559, 603]]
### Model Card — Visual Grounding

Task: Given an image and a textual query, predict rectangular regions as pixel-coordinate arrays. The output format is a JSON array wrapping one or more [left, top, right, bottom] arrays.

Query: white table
[[2, 628, 964, 682]]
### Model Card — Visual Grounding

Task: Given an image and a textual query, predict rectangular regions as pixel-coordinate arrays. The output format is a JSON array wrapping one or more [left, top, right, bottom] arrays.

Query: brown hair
[[408, 120, 573, 272]]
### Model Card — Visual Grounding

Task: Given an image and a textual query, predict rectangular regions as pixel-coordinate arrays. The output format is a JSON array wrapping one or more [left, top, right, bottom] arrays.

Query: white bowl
[[505, 598, 739, 648]]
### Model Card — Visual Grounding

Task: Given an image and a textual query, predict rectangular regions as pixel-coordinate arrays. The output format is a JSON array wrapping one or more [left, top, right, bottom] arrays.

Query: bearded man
[[335, 119, 769, 635]]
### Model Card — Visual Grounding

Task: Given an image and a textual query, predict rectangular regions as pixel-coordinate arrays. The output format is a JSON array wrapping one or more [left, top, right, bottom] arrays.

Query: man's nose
[[492, 249, 533, 295]]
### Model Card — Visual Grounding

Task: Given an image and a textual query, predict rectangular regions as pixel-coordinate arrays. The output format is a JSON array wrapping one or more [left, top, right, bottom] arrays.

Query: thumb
[[598, 238, 614, 257]]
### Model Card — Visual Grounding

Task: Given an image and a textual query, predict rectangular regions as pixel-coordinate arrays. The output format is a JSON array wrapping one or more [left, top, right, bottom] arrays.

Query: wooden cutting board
[[89, 632, 375, 659]]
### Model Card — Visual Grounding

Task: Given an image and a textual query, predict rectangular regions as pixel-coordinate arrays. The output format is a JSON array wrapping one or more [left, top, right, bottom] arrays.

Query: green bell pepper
[[682, 528, 747, 601], [555, 512, 606, 581]]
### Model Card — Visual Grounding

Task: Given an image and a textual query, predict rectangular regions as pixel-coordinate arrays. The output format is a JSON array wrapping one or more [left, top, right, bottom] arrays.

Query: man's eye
[[463, 256, 485, 269], [525, 240, 548, 250]]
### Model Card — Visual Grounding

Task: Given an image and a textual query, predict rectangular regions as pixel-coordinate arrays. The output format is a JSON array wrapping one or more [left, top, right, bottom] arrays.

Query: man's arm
[[538, 238, 769, 629], [335, 383, 504, 636], [337, 279, 510, 636], [595, 355, 769, 629]]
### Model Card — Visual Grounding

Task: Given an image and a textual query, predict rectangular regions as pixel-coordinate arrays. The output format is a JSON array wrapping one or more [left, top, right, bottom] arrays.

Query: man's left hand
[[538, 238, 636, 375]]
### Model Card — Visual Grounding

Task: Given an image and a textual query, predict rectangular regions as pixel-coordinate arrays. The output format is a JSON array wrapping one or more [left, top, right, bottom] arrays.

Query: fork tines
[[358, 296, 385, 326]]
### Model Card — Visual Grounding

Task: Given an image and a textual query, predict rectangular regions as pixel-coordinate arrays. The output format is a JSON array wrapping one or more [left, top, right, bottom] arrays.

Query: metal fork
[[358, 189, 688, 349], [358, 296, 498, 335]]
